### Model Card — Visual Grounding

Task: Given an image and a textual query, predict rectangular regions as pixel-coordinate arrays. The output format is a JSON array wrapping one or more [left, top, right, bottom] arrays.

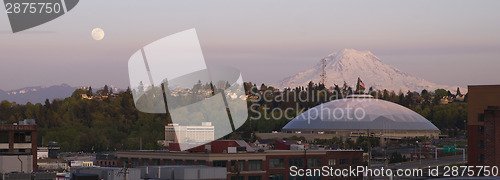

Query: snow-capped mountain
[[275, 49, 462, 93]]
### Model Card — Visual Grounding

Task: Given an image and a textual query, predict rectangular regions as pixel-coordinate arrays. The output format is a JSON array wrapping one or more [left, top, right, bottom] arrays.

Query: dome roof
[[282, 95, 439, 131]]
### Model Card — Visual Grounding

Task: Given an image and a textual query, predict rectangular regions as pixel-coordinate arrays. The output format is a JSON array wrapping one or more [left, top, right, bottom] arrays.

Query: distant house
[[81, 94, 92, 100], [440, 96, 457, 104]]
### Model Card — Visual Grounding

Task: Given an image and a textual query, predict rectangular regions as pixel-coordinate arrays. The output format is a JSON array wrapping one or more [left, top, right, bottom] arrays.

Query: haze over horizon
[[1, 0, 499, 91]]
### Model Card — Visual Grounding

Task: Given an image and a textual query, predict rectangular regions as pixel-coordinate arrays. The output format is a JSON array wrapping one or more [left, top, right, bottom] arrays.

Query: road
[[387, 155, 466, 169]]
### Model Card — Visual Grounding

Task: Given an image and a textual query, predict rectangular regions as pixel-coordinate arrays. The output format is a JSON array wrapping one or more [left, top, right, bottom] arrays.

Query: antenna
[[320, 58, 327, 85]]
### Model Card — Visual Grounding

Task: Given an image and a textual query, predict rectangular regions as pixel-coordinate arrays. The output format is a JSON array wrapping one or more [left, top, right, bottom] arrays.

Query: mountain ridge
[[275, 49, 463, 93], [0, 84, 77, 104]]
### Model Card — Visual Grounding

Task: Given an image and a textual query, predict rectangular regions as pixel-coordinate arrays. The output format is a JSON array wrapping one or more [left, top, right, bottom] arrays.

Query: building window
[[328, 159, 336, 166], [289, 175, 304, 180], [120, 158, 128, 167], [307, 174, 322, 180], [186, 160, 195, 165], [248, 160, 262, 171], [289, 158, 304, 168], [14, 132, 31, 143], [132, 158, 139, 167], [339, 159, 348, 165], [163, 159, 171, 165], [478, 126, 484, 135], [249, 176, 262, 180], [174, 159, 183, 165], [479, 140, 485, 149], [269, 174, 285, 180], [307, 158, 322, 168], [269, 158, 285, 169], [478, 154, 485, 162], [197, 160, 206, 165], [213, 160, 227, 167], [238, 160, 245, 172], [152, 159, 160, 165], [478, 113, 484, 122], [352, 158, 360, 165], [230, 176, 245, 180], [142, 158, 150, 166], [230, 160, 244, 172], [0, 132, 8, 143]]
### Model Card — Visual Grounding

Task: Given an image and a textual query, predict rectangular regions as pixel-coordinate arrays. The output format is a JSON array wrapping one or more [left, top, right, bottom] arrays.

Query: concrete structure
[[0, 172, 56, 180], [0, 153, 33, 173], [138, 165, 226, 179], [71, 167, 140, 180], [37, 147, 48, 160], [37, 158, 70, 172], [116, 149, 363, 179], [38, 143, 60, 160], [0, 119, 37, 172], [261, 95, 440, 141], [165, 122, 215, 144], [169, 140, 254, 153], [467, 85, 500, 173]]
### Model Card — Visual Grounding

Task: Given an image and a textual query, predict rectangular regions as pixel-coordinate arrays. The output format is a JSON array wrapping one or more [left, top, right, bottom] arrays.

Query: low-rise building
[[0, 153, 34, 173], [138, 165, 226, 179], [165, 122, 215, 144], [96, 152, 118, 167], [468, 85, 500, 174], [116, 148, 363, 179], [71, 167, 140, 180], [0, 119, 38, 172]]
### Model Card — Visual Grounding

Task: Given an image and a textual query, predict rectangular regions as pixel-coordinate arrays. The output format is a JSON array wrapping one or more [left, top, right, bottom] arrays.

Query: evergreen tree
[[103, 85, 109, 96], [456, 87, 462, 96], [88, 86, 93, 97]]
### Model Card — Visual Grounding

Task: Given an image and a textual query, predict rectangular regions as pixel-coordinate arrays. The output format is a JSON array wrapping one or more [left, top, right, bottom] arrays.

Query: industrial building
[[259, 95, 440, 141]]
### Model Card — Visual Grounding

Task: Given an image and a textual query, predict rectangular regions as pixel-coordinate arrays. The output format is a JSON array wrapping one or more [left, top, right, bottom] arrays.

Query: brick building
[[117, 140, 363, 180], [467, 85, 500, 173], [0, 119, 38, 172], [96, 152, 119, 167]]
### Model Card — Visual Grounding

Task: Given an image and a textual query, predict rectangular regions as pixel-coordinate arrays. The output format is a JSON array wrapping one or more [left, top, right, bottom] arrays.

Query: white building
[[165, 122, 215, 144]]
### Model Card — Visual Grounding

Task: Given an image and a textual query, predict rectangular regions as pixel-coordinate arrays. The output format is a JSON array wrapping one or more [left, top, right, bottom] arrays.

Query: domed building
[[279, 95, 440, 140]]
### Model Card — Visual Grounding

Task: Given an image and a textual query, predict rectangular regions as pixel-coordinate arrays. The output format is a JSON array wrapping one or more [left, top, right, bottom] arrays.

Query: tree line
[[0, 81, 467, 152]]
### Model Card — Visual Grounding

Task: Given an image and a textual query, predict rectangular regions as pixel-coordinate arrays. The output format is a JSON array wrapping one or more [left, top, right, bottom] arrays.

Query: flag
[[358, 77, 365, 89]]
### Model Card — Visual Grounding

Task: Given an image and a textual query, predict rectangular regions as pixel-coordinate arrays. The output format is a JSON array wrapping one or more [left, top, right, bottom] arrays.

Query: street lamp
[[416, 141, 421, 168]]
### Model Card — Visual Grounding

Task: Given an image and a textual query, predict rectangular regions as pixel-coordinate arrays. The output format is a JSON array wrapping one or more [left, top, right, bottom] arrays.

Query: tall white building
[[165, 122, 215, 144]]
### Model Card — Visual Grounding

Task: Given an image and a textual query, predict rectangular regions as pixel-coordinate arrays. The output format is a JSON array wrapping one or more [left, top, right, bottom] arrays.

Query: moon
[[91, 28, 105, 40]]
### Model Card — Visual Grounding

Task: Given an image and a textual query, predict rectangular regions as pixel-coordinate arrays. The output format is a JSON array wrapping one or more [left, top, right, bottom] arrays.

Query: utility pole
[[320, 58, 326, 85], [304, 149, 307, 180], [118, 163, 129, 180]]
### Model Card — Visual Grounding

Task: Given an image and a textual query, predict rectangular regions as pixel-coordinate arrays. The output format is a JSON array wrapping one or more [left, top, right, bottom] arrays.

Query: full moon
[[91, 28, 105, 40]]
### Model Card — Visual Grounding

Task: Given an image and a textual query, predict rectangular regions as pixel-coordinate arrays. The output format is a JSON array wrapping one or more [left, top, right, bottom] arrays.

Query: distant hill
[[0, 84, 77, 104], [275, 49, 464, 93]]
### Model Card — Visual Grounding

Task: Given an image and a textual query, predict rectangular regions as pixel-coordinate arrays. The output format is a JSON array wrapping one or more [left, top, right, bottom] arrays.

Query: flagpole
[[357, 77, 360, 94]]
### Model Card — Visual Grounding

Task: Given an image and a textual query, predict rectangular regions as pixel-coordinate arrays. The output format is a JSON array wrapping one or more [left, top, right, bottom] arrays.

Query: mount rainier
[[275, 49, 461, 93]]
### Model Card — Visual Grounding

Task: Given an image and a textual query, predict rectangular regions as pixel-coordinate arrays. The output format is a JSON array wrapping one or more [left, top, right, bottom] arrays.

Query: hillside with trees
[[0, 82, 467, 152]]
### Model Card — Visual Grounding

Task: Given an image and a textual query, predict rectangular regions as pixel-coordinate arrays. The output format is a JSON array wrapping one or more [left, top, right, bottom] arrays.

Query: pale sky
[[0, 0, 499, 91]]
